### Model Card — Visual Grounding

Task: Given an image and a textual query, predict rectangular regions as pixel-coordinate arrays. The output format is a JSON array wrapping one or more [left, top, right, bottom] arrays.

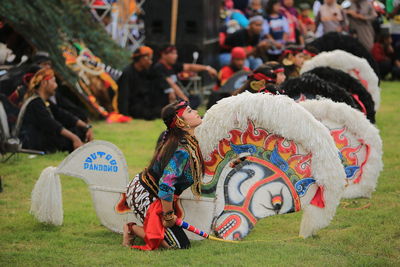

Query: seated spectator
[[117, 46, 172, 120], [315, 0, 347, 35], [6, 52, 89, 122], [281, 45, 306, 78], [153, 45, 217, 107], [372, 32, 400, 80], [371, 33, 394, 79], [6, 65, 41, 108], [393, 43, 400, 80], [214, 47, 251, 91], [221, 0, 250, 33], [34, 52, 89, 122], [220, 16, 270, 69], [18, 68, 93, 153], [264, 0, 289, 61], [246, 0, 265, 18], [298, 3, 316, 44]]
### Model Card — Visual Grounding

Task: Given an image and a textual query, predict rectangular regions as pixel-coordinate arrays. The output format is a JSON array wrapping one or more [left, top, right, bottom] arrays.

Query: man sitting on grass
[[18, 68, 93, 153]]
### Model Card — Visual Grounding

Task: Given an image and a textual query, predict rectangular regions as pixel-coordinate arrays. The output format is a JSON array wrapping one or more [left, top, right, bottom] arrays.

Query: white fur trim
[[196, 92, 346, 238], [299, 99, 383, 198], [30, 166, 63, 225], [301, 50, 381, 110]]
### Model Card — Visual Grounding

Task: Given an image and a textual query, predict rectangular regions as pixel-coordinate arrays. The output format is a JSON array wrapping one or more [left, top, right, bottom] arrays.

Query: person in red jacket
[[371, 33, 394, 79], [214, 47, 251, 91]]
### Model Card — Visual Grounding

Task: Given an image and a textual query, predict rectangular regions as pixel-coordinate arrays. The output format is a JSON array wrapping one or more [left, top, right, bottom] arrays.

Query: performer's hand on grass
[[73, 138, 84, 150], [85, 129, 94, 142], [162, 214, 177, 228]]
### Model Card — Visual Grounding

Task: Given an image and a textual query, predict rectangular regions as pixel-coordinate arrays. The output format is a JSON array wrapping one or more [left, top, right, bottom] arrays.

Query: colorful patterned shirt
[[156, 146, 194, 202]]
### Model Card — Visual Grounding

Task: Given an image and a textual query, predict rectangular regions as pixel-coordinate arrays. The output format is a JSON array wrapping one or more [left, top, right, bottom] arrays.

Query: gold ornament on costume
[[283, 58, 294, 66], [250, 79, 266, 92], [175, 116, 191, 129]]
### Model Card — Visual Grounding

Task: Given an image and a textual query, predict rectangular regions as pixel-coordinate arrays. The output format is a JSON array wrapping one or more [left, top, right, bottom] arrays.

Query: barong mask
[[249, 67, 284, 93]]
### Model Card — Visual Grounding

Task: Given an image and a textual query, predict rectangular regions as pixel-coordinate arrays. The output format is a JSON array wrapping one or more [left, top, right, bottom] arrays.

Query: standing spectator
[[345, 0, 377, 51], [153, 45, 217, 104], [313, 0, 324, 37], [298, 3, 316, 43], [264, 0, 289, 61], [214, 47, 251, 91], [221, 16, 270, 69], [280, 0, 303, 44], [117, 46, 172, 120], [315, 0, 348, 35]]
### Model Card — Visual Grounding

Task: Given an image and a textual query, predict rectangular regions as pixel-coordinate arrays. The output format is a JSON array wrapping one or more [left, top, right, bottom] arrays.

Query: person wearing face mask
[[121, 101, 204, 250], [17, 68, 93, 153]]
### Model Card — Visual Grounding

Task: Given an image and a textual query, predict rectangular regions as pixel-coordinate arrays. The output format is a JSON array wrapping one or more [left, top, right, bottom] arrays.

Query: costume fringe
[[30, 166, 63, 225]]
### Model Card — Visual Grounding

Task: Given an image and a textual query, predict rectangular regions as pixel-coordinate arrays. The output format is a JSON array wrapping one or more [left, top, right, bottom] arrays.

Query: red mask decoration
[[252, 72, 276, 83], [252, 72, 275, 82], [302, 49, 316, 57], [273, 68, 284, 74], [169, 101, 188, 128]]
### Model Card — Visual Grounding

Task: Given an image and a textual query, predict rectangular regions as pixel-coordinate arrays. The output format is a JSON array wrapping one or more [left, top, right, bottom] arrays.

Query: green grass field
[[1, 82, 399, 266]]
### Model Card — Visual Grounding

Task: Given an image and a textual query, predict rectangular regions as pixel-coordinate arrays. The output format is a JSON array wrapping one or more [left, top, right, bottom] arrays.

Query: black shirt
[[117, 64, 170, 119], [224, 28, 260, 52], [20, 97, 78, 152], [153, 61, 184, 84]]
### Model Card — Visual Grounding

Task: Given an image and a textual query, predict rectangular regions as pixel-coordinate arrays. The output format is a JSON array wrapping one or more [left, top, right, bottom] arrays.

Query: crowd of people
[[218, 0, 400, 80], [1, 0, 400, 156], [0, 0, 397, 253]]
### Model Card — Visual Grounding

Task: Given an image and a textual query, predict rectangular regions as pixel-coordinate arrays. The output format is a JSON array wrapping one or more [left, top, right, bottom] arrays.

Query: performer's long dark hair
[[147, 101, 204, 196], [148, 102, 187, 172]]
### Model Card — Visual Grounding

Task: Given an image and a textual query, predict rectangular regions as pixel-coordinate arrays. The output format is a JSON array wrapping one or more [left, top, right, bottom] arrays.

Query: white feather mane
[[299, 99, 383, 198], [196, 92, 346, 237], [300, 50, 381, 110]]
